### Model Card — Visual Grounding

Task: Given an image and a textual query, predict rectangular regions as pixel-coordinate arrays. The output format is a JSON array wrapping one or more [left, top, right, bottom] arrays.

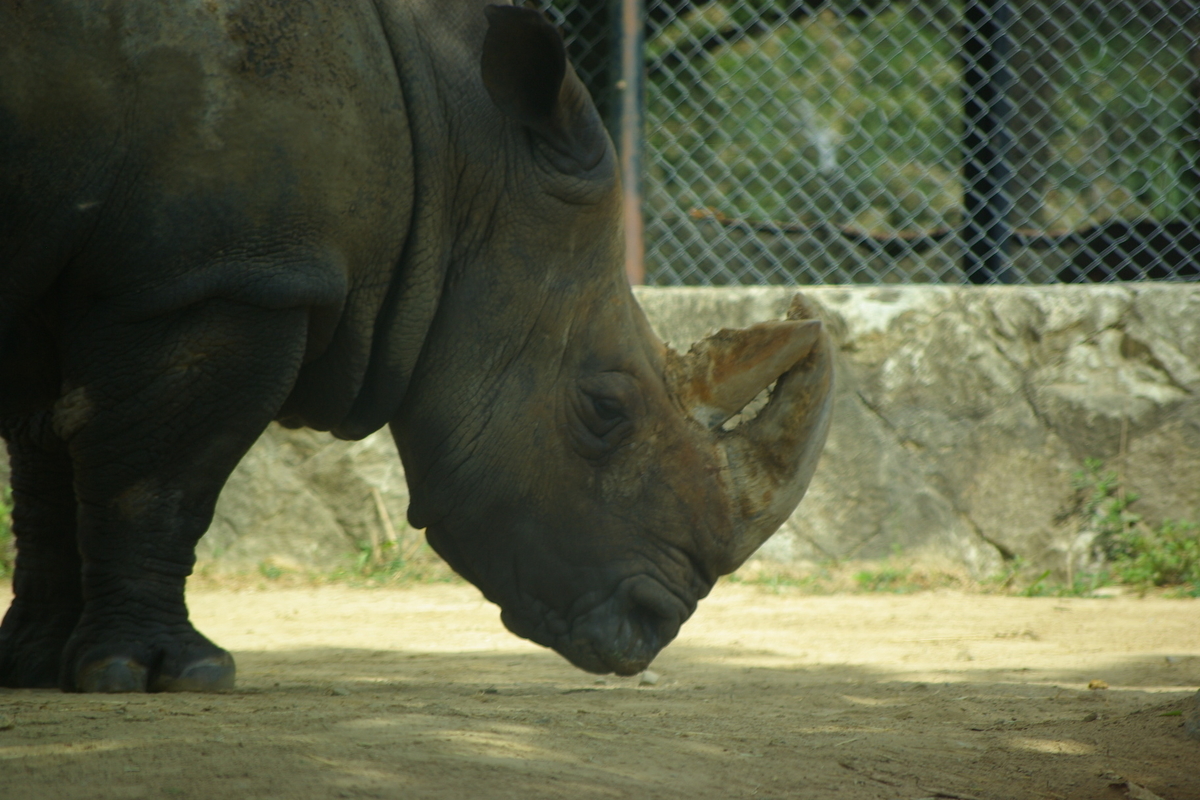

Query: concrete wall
[[3, 285, 1198, 577]]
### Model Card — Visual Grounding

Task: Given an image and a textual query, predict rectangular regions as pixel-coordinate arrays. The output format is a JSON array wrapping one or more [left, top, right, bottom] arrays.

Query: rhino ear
[[481, 5, 607, 173]]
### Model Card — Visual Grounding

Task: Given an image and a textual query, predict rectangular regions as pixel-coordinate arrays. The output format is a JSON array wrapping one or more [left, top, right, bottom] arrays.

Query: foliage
[[1106, 519, 1200, 593], [648, 4, 963, 232], [1070, 459, 1200, 595], [243, 538, 460, 590], [645, 3, 1197, 235], [337, 539, 460, 587], [1073, 458, 1140, 554], [729, 555, 974, 595]]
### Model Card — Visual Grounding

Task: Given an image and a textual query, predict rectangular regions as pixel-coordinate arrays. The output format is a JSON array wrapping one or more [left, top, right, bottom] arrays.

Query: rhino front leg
[[56, 299, 309, 692], [0, 412, 84, 688]]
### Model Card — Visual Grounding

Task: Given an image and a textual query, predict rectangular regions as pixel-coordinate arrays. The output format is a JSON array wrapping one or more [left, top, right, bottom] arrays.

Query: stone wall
[[638, 285, 1200, 578], [2, 285, 1198, 578]]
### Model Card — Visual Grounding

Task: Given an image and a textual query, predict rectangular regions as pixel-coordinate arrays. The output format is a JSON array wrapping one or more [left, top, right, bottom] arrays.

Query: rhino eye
[[573, 374, 639, 459], [581, 392, 625, 438], [591, 395, 623, 422]]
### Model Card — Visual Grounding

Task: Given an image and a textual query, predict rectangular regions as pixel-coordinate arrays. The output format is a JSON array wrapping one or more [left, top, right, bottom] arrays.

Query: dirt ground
[[0, 582, 1197, 800]]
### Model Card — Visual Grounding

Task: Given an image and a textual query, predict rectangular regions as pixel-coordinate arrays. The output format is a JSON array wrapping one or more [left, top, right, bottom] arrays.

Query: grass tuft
[[188, 538, 462, 592], [729, 556, 976, 595]]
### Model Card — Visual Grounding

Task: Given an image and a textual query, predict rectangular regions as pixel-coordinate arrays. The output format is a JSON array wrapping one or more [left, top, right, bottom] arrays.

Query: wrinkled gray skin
[[0, 0, 832, 692]]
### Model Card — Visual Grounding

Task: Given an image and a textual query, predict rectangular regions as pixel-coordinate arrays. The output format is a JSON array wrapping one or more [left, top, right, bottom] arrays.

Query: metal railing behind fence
[[536, 1, 1200, 286]]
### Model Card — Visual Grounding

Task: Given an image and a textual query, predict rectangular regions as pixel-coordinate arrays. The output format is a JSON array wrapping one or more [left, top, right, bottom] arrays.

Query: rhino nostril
[[623, 577, 687, 647], [625, 603, 664, 652]]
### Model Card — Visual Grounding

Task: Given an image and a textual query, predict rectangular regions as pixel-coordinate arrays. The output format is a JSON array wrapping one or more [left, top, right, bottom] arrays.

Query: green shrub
[[1072, 459, 1200, 594], [1073, 458, 1140, 558], [1108, 519, 1200, 590]]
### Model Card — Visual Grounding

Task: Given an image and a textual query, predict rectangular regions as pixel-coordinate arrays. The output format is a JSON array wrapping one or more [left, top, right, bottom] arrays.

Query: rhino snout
[[554, 575, 691, 676]]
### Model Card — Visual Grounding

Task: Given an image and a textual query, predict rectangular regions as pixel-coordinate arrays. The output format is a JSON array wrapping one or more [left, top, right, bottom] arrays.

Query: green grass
[[185, 533, 462, 591], [207, 539, 463, 591], [1009, 568, 1114, 599], [729, 555, 976, 595], [726, 565, 834, 594], [853, 565, 921, 594], [327, 540, 462, 587]]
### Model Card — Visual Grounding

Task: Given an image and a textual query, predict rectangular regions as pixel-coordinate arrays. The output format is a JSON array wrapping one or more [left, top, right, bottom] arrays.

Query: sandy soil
[[1, 582, 1197, 800]]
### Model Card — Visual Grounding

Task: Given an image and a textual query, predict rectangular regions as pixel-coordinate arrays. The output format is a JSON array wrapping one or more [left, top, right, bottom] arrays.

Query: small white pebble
[[639, 670, 660, 686]]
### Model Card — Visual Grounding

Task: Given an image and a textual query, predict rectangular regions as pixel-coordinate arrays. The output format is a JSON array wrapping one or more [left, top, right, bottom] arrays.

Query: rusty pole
[[617, 0, 645, 285]]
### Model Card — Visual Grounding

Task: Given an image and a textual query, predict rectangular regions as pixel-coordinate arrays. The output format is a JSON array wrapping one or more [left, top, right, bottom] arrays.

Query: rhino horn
[[666, 294, 835, 568]]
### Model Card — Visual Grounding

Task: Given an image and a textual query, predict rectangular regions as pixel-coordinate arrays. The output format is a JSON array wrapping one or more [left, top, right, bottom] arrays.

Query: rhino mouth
[[502, 574, 695, 675]]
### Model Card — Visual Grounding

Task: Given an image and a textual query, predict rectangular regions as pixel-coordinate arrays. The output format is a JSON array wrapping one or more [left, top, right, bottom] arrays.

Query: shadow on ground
[[2, 643, 1197, 800]]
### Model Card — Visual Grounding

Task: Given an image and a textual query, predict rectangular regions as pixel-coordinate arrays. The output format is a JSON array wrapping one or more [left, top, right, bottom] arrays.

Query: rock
[[1185, 689, 1200, 742], [639, 670, 660, 686], [1125, 782, 1166, 800], [287, 426, 410, 553], [196, 429, 350, 572], [196, 425, 413, 573]]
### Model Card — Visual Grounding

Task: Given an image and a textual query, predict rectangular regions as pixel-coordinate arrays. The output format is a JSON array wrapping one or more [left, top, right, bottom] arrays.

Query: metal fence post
[[615, 0, 645, 285], [962, 0, 1015, 284]]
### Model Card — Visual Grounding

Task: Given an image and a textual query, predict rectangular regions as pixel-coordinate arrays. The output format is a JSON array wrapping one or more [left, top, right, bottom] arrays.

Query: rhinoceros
[[0, 1, 832, 692]]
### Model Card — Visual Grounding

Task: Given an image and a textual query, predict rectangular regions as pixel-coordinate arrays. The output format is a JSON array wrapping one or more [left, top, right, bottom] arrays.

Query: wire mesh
[[537, 1, 1200, 285]]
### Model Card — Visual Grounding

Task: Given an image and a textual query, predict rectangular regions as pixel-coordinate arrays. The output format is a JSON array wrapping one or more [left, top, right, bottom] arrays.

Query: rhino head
[[390, 5, 833, 676]]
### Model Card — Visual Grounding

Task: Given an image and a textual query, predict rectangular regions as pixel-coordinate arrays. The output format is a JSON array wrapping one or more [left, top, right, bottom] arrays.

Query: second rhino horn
[[665, 318, 822, 430]]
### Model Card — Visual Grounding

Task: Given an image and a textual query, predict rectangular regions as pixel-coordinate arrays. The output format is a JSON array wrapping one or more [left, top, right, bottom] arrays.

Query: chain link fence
[[533, 1, 1200, 285]]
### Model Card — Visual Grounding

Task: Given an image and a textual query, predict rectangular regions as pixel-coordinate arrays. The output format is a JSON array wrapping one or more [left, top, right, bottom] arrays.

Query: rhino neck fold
[[326, 1, 469, 440]]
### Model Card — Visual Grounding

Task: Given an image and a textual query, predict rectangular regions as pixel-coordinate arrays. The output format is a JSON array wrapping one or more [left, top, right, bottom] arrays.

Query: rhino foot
[[63, 624, 235, 693], [0, 599, 83, 688]]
